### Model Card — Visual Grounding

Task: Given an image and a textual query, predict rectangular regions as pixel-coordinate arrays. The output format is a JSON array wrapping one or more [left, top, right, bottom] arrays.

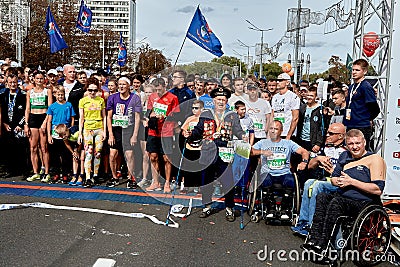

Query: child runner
[[47, 86, 75, 183]]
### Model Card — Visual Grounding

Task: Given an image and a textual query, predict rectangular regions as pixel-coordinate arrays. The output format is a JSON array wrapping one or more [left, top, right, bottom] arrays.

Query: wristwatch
[[302, 159, 309, 163]]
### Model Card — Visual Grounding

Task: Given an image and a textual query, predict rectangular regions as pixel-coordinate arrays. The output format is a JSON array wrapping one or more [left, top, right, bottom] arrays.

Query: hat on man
[[277, 73, 291, 81], [47, 69, 58, 76], [299, 86, 308, 92], [55, 66, 63, 72], [247, 83, 258, 91], [210, 87, 231, 99]]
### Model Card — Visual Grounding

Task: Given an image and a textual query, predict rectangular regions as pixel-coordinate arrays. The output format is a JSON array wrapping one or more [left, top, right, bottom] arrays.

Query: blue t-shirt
[[47, 101, 75, 127], [199, 94, 214, 110], [253, 139, 300, 176], [345, 80, 377, 128]]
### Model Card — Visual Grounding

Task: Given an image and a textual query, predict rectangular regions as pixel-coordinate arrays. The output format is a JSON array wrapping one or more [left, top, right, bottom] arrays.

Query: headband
[[119, 77, 131, 85]]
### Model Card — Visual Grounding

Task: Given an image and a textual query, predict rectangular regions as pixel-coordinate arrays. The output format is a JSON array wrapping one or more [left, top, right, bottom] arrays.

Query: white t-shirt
[[246, 98, 271, 139], [63, 80, 77, 101], [228, 93, 249, 110], [271, 90, 300, 137]]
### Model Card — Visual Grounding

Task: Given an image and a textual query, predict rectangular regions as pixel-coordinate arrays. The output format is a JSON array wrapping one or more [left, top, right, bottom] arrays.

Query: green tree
[[328, 55, 350, 83], [212, 56, 245, 76]]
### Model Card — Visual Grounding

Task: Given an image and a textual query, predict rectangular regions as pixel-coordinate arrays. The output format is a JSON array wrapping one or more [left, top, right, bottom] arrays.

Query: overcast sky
[[136, 0, 358, 73]]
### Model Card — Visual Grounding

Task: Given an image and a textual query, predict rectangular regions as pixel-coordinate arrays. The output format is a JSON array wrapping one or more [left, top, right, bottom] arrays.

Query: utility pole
[[294, 0, 302, 83], [238, 39, 255, 77], [246, 20, 272, 79]]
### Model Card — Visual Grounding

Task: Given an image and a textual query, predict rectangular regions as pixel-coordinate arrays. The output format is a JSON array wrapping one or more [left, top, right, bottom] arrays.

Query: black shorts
[[146, 136, 173, 155], [110, 126, 136, 152], [110, 127, 123, 152], [28, 113, 47, 129]]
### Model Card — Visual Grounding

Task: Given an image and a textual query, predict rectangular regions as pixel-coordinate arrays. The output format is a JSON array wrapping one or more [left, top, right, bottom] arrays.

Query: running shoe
[[41, 174, 51, 183], [199, 206, 213, 218], [137, 179, 151, 188], [84, 179, 94, 188], [106, 178, 120, 188], [127, 180, 137, 189], [225, 207, 235, 222], [27, 173, 41, 182]]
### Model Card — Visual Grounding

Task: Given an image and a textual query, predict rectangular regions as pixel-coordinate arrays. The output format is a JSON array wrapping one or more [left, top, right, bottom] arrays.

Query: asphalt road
[[0, 183, 396, 266]]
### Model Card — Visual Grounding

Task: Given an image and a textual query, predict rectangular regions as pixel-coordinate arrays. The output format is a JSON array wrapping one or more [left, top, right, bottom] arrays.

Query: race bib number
[[188, 122, 197, 131], [112, 114, 129, 128], [219, 147, 234, 163], [253, 120, 264, 131], [31, 97, 46, 106], [274, 112, 285, 124], [153, 102, 168, 117], [267, 153, 286, 170]]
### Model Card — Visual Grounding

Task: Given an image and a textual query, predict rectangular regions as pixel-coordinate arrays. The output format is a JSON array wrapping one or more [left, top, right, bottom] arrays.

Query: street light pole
[[232, 49, 243, 77], [237, 39, 254, 77], [246, 20, 272, 79]]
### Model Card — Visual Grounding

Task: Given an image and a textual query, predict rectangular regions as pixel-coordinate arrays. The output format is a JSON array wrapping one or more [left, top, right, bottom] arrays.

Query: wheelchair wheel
[[291, 173, 301, 226], [350, 205, 391, 266], [247, 165, 260, 216]]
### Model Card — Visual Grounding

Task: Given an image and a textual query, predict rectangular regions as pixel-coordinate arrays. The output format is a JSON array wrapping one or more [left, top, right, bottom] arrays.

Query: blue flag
[[118, 32, 127, 67], [186, 6, 223, 57], [76, 0, 92, 33], [44, 6, 68, 53]]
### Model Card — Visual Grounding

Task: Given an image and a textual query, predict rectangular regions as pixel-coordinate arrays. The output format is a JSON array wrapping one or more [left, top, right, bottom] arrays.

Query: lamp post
[[132, 36, 148, 72], [237, 39, 255, 77], [232, 49, 244, 77], [245, 20, 272, 79]]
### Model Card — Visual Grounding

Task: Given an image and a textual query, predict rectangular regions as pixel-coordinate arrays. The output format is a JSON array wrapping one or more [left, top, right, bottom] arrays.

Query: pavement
[[0, 175, 396, 267]]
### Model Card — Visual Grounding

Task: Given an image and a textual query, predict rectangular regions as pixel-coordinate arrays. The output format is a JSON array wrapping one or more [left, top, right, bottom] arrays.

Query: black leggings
[[308, 192, 370, 247]]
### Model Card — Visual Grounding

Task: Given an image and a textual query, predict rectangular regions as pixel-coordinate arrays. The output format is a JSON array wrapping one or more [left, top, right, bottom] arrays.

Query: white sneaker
[[137, 179, 150, 188], [280, 213, 290, 220], [266, 212, 274, 218]]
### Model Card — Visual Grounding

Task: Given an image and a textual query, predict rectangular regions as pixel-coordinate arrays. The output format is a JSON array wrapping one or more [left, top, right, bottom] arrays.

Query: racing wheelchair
[[302, 202, 391, 267], [247, 164, 301, 225]]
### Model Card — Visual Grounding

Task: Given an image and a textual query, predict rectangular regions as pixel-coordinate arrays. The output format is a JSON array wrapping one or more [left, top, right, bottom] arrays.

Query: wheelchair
[[304, 203, 391, 267], [247, 164, 301, 225]]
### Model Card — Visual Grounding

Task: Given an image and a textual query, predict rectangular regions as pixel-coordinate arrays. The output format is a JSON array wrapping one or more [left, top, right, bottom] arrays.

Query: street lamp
[[232, 49, 244, 77], [132, 36, 148, 72], [246, 19, 272, 79], [237, 39, 255, 77]]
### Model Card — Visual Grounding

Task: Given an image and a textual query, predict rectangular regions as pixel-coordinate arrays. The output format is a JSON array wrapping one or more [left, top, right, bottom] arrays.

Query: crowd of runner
[[0, 59, 385, 234]]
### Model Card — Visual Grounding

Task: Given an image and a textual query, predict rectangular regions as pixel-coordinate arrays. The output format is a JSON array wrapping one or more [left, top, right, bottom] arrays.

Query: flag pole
[[173, 36, 187, 68]]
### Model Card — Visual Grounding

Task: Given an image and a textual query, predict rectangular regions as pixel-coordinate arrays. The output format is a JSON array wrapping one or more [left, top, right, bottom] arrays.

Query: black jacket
[[65, 81, 84, 121], [297, 103, 324, 147], [0, 88, 27, 130]]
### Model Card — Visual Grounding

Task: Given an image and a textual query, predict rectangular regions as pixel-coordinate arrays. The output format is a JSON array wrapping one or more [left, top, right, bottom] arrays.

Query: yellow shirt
[[79, 96, 105, 130]]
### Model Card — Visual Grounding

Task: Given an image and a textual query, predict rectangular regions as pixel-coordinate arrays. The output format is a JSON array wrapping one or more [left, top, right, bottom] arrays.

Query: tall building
[[86, 0, 136, 51]]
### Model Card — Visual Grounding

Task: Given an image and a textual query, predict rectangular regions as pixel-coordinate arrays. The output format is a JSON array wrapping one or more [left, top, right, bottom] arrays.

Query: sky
[[136, 0, 358, 74]]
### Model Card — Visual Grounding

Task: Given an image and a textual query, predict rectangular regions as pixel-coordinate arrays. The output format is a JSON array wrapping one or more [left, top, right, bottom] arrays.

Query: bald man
[[291, 123, 347, 236]]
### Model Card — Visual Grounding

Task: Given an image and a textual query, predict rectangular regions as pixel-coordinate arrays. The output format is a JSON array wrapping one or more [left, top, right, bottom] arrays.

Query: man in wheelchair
[[291, 122, 347, 236], [251, 120, 309, 220], [302, 129, 386, 254]]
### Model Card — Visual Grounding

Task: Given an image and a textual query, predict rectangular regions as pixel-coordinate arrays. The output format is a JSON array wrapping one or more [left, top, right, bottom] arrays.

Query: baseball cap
[[277, 73, 291, 81], [247, 83, 258, 90], [56, 66, 63, 72], [47, 69, 58, 76]]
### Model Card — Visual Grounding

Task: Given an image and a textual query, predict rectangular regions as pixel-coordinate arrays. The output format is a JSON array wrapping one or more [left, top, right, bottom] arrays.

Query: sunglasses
[[87, 89, 97, 92], [327, 131, 341, 135], [192, 107, 200, 110]]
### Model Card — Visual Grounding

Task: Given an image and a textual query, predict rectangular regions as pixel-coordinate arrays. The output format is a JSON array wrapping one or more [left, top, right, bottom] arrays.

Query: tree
[[211, 56, 245, 77], [328, 55, 350, 83], [136, 43, 171, 75]]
